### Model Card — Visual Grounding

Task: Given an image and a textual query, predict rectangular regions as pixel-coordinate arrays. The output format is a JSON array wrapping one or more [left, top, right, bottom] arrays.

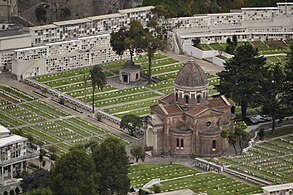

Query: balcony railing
[[0, 153, 38, 166]]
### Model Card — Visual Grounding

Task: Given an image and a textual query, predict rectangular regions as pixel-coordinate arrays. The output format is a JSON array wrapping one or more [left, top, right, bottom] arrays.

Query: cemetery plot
[[31, 54, 220, 118], [154, 172, 262, 195], [0, 84, 128, 155], [207, 134, 293, 183], [129, 164, 261, 194], [129, 164, 199, 189]]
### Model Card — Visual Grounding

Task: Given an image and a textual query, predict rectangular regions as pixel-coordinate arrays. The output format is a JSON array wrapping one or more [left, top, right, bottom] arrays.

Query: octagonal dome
[[174, 59, 208, 88]]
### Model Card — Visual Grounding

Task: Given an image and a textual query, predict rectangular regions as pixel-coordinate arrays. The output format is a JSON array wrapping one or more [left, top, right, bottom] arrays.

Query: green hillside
[[143, 0, 293, 17]]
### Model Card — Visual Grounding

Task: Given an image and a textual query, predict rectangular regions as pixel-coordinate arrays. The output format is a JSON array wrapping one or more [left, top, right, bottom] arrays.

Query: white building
[[167, 2, 293, 52], [12, 33, 130, 79], [1, 3, 293, 79], [0, 125, 36, 194], [262, 183, 293, 195]]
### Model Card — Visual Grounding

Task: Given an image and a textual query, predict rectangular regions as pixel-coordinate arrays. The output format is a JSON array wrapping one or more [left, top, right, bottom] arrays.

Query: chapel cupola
[[174, 59, 208, 108]]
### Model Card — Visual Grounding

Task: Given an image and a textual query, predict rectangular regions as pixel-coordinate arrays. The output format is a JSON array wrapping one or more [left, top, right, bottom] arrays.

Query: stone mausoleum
[[119, 61, 141, 84], [145, 60, 233, 157]]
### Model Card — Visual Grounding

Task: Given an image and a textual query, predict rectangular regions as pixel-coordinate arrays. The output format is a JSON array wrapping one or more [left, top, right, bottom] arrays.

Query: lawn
[[208, 133, 293, 183], [30, 54, 222, 118], [128, 164, 262, 194], [0, 84, 130, 155]]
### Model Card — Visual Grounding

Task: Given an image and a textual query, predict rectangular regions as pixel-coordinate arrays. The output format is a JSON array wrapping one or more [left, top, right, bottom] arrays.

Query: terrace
[[207, 133, 293, 184], [31, 54, 220, 119], [129, 164, 261, 194], [0, 85, 129, 155]]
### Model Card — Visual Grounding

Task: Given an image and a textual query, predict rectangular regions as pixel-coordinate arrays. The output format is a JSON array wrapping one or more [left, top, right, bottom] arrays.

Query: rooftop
[[118, 6, 154, 14], [0, 135, 27, 148], [53, 18, 91, 26], [262, 183, 293, 192], [30, 24, 57, 31], [0, 125, 10, 134], [87, 13, 124, 20]]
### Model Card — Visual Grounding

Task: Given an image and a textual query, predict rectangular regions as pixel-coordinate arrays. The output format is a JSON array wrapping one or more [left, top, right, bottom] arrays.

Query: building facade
[[145, 60, 232, 157], [0, 3, 292, 78], [0, 125, 36, 194], [167, 2, 293, 52]]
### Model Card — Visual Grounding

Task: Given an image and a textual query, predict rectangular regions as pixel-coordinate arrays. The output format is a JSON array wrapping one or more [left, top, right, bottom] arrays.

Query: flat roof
[[15, 45, 47, 52], [262, 183, 293, 192], [176, 15, 208, 20], [208, 12, 243, 16], [241, 7, 278, 10], [0, 135, 27, 148], [0, 33, 30, 41], [54, 18, 91, 26], [179, 31, 293, 38], [0, 125, 10, 134], [46, 39, 78, 46], [118, 6, 154, 13], [78, 34, 109, 40], [30, 24, 57, 31], [87, 13, 124, 20], [277, 2, 293, 5]]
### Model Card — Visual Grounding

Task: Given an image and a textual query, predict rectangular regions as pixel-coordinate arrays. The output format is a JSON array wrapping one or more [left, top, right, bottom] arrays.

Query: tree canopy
[[110, 21, 145, 61], [91, 137, 130, 195], [216, 43, 266, 120], [50, 148, 97, 195], [90, 65, 106, 113], [120, 114, 142, 136], [260, 63, 287, 132], [21, 169, 50, 193], [130, 146, 145, 162]]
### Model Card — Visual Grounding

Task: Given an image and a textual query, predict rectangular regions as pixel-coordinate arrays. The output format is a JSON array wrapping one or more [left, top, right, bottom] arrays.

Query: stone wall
[[17, 0, 143, 25]]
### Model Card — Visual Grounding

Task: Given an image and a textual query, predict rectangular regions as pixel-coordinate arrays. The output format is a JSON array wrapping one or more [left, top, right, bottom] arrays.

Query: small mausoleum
[[119, 61, 141, 84]]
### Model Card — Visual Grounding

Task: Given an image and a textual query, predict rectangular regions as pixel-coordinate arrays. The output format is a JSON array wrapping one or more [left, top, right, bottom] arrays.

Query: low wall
[[194, 157, 272, 186], [224, 168, 271, 186], [182, 43, 219, 59], [194, 158, 223, 173], [23, 78, 122, 125], [212, 56, 225, 67]]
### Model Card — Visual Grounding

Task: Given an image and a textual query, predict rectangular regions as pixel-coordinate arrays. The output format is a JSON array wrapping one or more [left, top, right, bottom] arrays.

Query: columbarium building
[[145, 60, 233, 157]]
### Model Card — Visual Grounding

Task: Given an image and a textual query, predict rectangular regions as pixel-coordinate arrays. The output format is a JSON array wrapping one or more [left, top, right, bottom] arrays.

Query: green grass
[[210, 43, 225, 51], [129, 164, 261, 194], [154, 172, 262, 195], [95, 91, 160, 107], [105, 99, 158, 114], [199, 44, 211, 51], [210, 134, 293, 183], [216, 55, 229, 61], [129, 164, 199, 189]]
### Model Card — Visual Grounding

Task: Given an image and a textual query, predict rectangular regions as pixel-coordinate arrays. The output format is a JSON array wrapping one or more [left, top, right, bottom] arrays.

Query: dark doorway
[[122, 75, 128, 83]]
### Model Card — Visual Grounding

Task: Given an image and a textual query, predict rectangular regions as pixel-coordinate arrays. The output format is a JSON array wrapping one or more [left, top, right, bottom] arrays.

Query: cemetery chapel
[[145, 60, 233, 157]]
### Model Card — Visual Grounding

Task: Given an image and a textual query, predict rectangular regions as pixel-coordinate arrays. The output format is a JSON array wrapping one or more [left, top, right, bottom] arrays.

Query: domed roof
[[174, 60, 208, 88]]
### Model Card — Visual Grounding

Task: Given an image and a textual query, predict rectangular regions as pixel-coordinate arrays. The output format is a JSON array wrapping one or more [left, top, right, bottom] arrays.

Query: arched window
[[181, 139, 184, 148], [212, 140, 216, 149], [175, 93, 179, 102], [184, 95, 189, 104], [197, 95, 201, 104]]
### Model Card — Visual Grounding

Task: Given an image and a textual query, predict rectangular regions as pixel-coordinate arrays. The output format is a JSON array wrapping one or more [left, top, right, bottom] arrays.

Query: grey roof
[[120, 60, 141, 70], [174, 60, 207, 88]]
